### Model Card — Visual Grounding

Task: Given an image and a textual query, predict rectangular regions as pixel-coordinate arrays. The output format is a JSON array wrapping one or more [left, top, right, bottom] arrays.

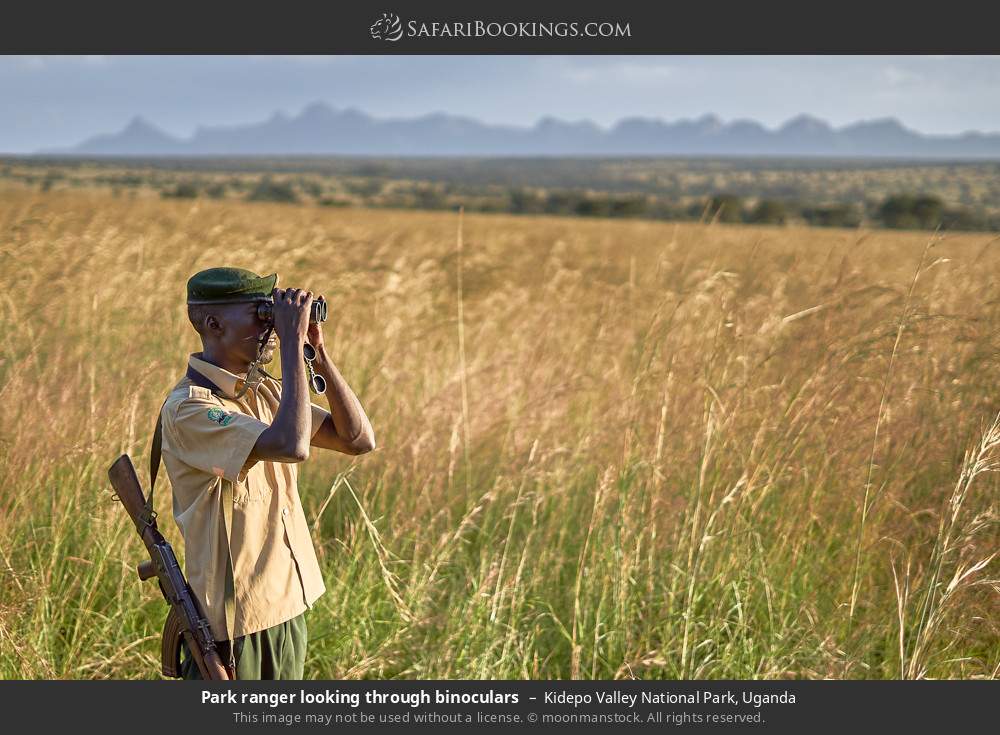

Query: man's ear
[[205, 312, 223, 336]]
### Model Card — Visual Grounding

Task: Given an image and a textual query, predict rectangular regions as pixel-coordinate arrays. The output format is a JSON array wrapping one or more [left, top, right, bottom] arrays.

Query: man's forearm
[[271, 341, 312, 455], [313, 344, 374, 446]]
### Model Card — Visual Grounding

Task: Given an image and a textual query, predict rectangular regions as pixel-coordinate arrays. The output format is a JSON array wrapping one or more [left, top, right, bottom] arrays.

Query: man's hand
[[306, 294, 327, 351], [246, 288, 315, 468], [271, 288, 313, 346]]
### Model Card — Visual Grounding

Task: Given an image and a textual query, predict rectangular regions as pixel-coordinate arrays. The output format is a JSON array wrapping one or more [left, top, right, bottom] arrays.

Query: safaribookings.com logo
[[369, 13, 631, 41], [370, 12, 404, 41]]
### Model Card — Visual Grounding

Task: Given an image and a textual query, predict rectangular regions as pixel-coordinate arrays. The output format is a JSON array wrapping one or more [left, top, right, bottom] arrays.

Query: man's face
[[216, 301, 277, 367]]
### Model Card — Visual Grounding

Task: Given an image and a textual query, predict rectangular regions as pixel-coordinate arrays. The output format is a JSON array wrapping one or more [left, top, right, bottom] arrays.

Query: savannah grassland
[[0, 184, 997, 680]]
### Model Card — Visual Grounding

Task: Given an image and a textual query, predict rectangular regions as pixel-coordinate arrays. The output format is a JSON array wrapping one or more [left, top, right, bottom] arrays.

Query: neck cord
[[233, 324, 274, 400]]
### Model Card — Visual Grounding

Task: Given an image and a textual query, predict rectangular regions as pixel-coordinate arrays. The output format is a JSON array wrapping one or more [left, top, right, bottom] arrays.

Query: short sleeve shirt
[[160, 353, 331, 640]]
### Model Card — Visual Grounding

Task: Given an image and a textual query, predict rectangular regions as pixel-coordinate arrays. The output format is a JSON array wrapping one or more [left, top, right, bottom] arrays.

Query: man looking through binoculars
[[156, 266, 375, 679]]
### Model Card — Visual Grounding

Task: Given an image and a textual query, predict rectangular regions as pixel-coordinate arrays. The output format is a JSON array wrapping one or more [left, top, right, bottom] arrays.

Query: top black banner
[[3, 0, 999, 54]]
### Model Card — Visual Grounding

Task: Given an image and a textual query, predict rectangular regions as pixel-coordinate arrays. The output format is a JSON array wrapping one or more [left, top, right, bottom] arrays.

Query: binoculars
[[256, 298, 328, 325], [256, 296, 328, 394]]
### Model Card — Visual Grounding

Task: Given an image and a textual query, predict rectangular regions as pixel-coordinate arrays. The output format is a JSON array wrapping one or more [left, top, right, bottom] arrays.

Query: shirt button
[[282, 507, 289, 517]]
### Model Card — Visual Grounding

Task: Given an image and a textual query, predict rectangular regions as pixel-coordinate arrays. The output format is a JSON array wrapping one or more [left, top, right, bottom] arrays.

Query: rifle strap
[[220, 469, 238, 678], [143, 399, 168, 532], [150, 364, 239, 678]]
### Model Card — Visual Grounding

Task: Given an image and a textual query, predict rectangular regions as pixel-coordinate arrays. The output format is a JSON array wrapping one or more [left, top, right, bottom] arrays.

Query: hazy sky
[[2, 55, 999, 153]]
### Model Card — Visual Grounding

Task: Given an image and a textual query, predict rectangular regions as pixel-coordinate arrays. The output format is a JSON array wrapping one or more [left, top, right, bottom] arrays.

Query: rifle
[[108, 453, 233, 680]]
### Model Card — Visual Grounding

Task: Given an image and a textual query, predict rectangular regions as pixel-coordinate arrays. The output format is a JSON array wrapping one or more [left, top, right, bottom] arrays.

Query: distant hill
[[38, 102, 1000, 159]]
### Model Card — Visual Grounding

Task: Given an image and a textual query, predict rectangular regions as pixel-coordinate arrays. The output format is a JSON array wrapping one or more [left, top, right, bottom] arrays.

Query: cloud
[[557, 58, 677, 86], [880, 65, 922, 87], [246, 55, 357, 65], [9, 55, 110, 71], [14, 56, 47, 71]]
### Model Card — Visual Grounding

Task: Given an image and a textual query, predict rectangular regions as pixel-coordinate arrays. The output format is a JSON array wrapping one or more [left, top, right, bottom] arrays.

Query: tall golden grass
[[0, 186, 996, 679]]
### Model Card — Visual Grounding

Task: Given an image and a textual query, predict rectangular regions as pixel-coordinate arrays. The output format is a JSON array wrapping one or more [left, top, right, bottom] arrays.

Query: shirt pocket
[[231, 473, 271, 505]]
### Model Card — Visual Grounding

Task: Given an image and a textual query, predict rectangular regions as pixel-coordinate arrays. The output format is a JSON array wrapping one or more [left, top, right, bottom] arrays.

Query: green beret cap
[[187, 267, 278, 305]]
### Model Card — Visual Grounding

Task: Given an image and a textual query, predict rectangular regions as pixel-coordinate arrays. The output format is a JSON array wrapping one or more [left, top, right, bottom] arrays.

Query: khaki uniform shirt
[[160, 353, 330, 640]]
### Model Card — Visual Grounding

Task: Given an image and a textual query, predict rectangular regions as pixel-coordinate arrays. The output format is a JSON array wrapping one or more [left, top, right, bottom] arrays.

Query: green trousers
[[180, 613, 308, 680]]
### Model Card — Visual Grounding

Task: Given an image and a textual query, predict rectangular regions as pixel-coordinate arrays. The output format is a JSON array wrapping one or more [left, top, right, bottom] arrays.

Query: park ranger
[[157, 267, 375, 679]]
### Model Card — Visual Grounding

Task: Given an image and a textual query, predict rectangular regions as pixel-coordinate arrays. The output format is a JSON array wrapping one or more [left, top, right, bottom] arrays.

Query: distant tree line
[[15, 161, 1000, 232], [494, 188, 1000, 231], [133, 177, 1000, 232]]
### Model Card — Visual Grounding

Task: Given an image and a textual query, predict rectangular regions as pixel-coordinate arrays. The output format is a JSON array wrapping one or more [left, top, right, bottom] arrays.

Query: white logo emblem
[[370, 12, 403, 41]]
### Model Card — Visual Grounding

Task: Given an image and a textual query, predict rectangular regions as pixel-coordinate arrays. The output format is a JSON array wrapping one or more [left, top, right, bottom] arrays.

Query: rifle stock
[[108, 453, 232, 680]]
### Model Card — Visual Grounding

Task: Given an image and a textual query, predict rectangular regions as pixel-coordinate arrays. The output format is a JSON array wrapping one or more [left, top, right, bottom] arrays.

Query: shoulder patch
[[188, 386, 214, 400], [206, 407, 235, 426]]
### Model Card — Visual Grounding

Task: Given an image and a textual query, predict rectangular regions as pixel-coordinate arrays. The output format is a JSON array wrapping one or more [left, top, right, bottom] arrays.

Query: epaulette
[[188, 385, 215, 400]]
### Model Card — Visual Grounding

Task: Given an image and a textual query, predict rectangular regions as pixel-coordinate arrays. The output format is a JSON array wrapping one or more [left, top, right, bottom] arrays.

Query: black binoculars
[[257, 298, 328, 325], [255, 296, 328, 394]]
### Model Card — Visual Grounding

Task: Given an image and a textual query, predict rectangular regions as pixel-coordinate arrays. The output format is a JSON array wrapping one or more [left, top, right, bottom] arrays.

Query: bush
[[161, 181, 199, 199], [912, 195, 945, 228], [879, 194, 944, 229], [413, 186, 448, 210], [610, 196, 649, 218], [509, 188, 544, 214], [204, 182, 228, 199], [803, 204, 862, 228], [574, 198, 612, 218], [941, 207, 990, 231], [748, 199, 787, 225], [298, 178, 324, 198], [543, 190, 583, 215], [246, 177, 299, 204], [344, 179, 383, 198], [708, 194, 745, 223]]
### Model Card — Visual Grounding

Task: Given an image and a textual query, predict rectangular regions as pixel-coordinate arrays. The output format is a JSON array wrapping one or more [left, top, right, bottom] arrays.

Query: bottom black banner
[[0, 680, 993, 733]]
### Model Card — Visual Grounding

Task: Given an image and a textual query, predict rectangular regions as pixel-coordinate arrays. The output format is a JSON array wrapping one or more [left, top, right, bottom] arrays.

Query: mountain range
[[39, 102, 1000, 159]]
